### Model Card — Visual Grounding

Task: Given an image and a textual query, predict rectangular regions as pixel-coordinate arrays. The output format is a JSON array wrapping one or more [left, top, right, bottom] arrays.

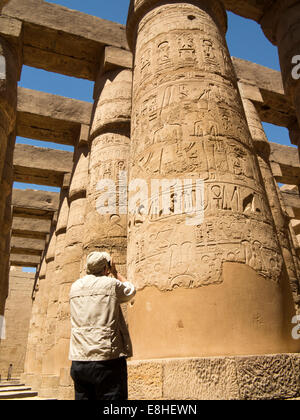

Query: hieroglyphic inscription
[[128, 1, 284, 291]]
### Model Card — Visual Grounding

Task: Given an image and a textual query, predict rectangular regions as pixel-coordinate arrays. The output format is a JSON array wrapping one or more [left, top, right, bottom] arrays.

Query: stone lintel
[[12, 189, 60, 219], [2, 0, 129, 80], [78, 124, 90, 147], [128, 354, 300, 400], [100, 46, 133, 75], [238, 81, 263, 103], [12, 217, 52, 239], [13, 143, 74, 187], [17, 87, 93, 145], [10, 236, 46, 255], [233, 57, 296, 128], [10, 253, 40, 267], [291, 219, 300, 236], [280, 185, 300, 220], [222, 0, 270, 22], [269, 142, 300, 185]]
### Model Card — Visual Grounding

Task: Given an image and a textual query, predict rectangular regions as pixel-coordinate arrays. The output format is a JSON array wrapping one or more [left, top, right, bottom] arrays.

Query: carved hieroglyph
[[125, 0, 300, 361], [127, 0, 284, 292]]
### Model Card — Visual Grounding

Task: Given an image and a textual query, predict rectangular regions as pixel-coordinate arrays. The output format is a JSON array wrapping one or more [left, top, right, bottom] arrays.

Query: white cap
[[86, 251, 111, 274]]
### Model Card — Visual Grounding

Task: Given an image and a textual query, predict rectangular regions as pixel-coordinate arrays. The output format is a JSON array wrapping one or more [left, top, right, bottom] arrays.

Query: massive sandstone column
[[240, 85, 300, 314], [55, 130, 89, 400], [22, 225, 57, 390], [39, 188, 69, 398], [261, 0, 300, 143], [126, 0, 300, 362], [0, 34, 20, 324], [83, 68, 132, 276]]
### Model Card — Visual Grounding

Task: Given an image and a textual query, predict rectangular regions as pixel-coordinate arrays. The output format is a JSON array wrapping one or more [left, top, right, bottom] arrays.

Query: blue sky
[[18, 1, 295, 271]]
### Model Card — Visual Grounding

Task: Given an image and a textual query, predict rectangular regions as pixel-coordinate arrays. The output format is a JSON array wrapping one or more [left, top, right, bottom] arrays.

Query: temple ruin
[[0, 0, 300, 400]]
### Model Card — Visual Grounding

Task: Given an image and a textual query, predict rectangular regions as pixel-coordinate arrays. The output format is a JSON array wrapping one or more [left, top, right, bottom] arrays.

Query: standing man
[[69, 251, 136, 400]]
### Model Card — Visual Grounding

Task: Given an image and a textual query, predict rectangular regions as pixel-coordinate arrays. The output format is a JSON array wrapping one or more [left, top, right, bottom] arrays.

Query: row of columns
[[20, 0, 300, 400], [22, 67, 132, 398]]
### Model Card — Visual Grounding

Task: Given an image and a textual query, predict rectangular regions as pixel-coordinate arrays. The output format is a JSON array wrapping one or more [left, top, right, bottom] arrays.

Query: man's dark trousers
[[70, 357, 128, 400]]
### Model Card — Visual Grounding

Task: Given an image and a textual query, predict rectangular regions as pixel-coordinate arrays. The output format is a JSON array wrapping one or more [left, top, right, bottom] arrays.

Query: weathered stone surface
[[17, 88, 92, 145], [101, 46, 133, 73], [12, 189, 60, 219], [91, 69, 132, 135], [291, 219, 300, 236], [128, 360, 163, 400], [128, 354, 300, 400], [39, 374, 59, 399], [13, 144, 73, 187], [10, 237, 46, 256], [0, 15, 22, 43], [269, 142, 300, 185], [235, 353, 300, 400], [12, 217, 51, 239], [10, 253, 41, 267], [95, 47, 133, 95], [281, 185, 300, 220], [2, 0, 129, 80]]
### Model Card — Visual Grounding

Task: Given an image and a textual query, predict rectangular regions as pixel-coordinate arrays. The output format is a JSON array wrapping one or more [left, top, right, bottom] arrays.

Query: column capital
[[127, 0, 227, 51]]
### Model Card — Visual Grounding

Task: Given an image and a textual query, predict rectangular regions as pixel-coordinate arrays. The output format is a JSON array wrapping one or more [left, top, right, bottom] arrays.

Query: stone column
[[0, 31, 20, 323], [261, 0, 300, 135], [83, 68, 132, 275], [240, 86, 300, 314], [22, 224, 57, 391], [40, 188, 69, 397], [126, 0, 300, 362], [20, 258, 44, 387], [55, 127, 89, 400]]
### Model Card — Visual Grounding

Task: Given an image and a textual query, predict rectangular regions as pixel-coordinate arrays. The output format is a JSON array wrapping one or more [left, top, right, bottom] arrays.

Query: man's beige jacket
[[69, 275, 136, 361]]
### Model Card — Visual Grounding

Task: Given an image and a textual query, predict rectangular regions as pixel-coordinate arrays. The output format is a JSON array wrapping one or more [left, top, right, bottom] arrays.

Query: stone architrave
[[241, 91, 300, 314], [126, 0, 300, 361]]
